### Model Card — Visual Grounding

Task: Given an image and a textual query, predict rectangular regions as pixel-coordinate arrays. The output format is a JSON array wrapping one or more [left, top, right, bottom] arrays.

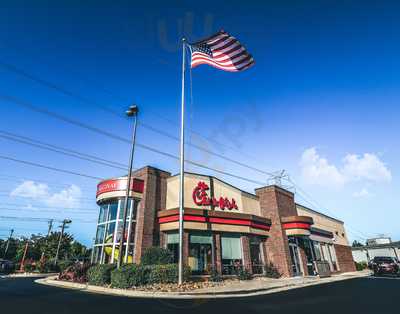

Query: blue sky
[[0, 0, 399, 245]]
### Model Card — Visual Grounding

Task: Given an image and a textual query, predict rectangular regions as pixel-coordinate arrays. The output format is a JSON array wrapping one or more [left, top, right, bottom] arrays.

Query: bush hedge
[[58, 260, 74, 273], [148, 264, 191, 284], [141, 247, 173, 265], [24, 263, 35, 273], [87, 264, 116, 286], [355, 261, 368, 271], [37, 260, 60, 273], [111, 264, 149, 288], [59, 263, 90, 283], [236, 267, 252, 280], [263, 262, 281, 278], [209, 267, 223, 282], [109, 264, 191, 289]]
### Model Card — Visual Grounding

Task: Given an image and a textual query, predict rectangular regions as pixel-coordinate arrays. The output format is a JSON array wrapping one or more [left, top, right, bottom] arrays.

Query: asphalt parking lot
[[0, 276, 399, 314]]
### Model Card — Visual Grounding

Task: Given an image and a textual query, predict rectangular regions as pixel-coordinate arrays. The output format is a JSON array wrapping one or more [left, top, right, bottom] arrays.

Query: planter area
[[55, 248, 282, 292]]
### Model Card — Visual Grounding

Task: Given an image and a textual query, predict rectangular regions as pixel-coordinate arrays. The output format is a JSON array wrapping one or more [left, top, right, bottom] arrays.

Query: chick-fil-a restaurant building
[[92, 166, 355, 277]]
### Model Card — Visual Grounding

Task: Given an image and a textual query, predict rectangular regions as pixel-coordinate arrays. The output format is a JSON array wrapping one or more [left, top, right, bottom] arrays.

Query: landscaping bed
[[56, 247, 282, 292]]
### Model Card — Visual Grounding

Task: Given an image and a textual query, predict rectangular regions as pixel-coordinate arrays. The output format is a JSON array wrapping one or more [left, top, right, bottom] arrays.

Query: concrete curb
[[1, 273, 57, 279], [35, 271, 371, 299]]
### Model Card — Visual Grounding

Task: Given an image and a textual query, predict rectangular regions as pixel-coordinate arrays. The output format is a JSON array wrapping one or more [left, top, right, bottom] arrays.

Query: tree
[[352, 240, 364, 247], [0, 232, 89, 263]]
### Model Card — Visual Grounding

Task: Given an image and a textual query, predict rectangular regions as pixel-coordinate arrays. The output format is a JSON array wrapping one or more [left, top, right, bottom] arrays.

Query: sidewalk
[[1, 272, 57, 279], [36, 270, 371, 299]]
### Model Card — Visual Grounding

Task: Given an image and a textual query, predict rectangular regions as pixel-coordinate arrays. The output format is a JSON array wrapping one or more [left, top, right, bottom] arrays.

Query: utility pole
[[19, 241, 29, 272], [54, 219, 71, 265], [40, 219, 53, 262], [3, 228, 14, 258], [117, 105, 139, 269]]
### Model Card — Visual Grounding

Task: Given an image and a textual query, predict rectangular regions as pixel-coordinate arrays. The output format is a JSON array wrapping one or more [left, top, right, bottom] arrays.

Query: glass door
[[288, 239, 302, 276], [189, 233, 213, 275], [189, 243, 212, 274]]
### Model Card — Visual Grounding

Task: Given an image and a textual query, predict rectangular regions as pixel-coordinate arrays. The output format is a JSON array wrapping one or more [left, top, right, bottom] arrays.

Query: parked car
[[0, 259, 15, 274], [371, 256, 399, 276]]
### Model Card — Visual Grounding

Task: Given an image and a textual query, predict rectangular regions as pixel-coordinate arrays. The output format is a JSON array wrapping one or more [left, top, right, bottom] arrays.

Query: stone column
[[132, 166, 171, 263], [241, 235, 252, 273], [255, 185, 297, 277], [215, 233, 222, 274]]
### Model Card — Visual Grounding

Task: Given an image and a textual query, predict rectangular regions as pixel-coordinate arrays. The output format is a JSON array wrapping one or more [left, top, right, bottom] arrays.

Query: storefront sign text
[[192, 181, 238, 210]]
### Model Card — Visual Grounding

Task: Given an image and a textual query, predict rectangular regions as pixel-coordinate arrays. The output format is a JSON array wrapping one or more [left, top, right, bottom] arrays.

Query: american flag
[[189, 30, 254, 72]]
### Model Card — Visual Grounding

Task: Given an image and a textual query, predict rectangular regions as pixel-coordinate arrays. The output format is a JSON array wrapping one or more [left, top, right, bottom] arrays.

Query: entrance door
[[189, 243, 212, 274], [289, 242, 302, 276], [250, 238, 263, 274]]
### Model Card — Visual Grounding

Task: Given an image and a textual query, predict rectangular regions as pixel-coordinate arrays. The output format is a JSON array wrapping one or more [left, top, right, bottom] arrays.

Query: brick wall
[[132, 166, 171, 263], [256, 185, 297, 277], [241, 235, 252, 273], [334, 244, 356, 273], [215, 233, 222, 273]]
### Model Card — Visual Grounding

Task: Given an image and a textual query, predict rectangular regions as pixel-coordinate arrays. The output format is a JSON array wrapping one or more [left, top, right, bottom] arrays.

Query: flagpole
[[178, 38, 186, 285]]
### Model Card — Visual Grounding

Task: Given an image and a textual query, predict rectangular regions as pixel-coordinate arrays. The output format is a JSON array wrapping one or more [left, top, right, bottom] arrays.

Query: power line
[[0, 215, 96, 223], [0, 173, 95, 191], [0, 155, 103, 181], [3, 95, 269, 187], [0, 59, 272, 172], [0, 130, 128, 171], [0, 202, 97, 211]]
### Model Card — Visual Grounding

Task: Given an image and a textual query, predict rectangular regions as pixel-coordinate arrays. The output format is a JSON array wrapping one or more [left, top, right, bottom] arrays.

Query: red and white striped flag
[[189, 30, 255, 72]]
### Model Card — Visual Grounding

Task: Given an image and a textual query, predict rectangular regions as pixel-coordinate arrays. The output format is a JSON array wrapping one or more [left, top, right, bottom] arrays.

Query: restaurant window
[[312, 241, 322, 261], [221, 234, 242, 274], [189, 233, 212, 275], [93, 198, 139, 264], [167, 233, 179, 263]]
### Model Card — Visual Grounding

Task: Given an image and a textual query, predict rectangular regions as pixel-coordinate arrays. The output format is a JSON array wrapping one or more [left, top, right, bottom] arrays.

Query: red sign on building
[[96, 178, 144, 197], [192, 181, 238, 210]]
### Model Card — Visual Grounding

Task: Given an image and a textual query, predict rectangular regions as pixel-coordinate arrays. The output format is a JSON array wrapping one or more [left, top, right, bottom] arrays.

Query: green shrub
[[24, 263, 35, 273], [37, 260, 60, 273], [209, 267, 223, 282], [57, 260, 74, 273], [111, 264, 149, 289], [355, 261, 368, 271], [263, 262, 281, 278], [236, 267, 252, 280], [59, 263, 90, 283], [147, 264, 191, 284], [87, 264, 116, 286], [141, 247, 173, 265]]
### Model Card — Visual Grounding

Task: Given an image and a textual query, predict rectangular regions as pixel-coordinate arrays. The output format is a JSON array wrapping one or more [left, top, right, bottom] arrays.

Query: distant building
[[352, 240, 400, 263], [366, 236, 392, 246]]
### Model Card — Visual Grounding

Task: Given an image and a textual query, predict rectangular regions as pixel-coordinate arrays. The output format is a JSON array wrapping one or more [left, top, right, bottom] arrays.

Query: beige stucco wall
[[296, 204, 349, 246], [165, 173, 261, 215]]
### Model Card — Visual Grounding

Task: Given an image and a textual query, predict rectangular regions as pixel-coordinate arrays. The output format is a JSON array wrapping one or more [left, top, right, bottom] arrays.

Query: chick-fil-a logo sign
[[192, 181, 238, 210]]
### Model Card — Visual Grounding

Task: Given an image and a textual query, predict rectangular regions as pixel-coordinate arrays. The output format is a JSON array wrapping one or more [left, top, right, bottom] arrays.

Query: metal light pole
[[3, 228, 14, 258], [54, 219, 71, 265], [117, 105, 139, 269], [178, 38, 187, 285]]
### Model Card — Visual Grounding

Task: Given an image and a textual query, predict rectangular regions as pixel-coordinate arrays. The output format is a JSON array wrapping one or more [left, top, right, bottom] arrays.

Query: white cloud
[[352, 188, 371, 198], [10, 181, 82, 209], [10, 181, 49, 199], [46, 185, 82, 208], [342, 153, 392, 182], [300, 147, 392, 187], [300, 148, 345, 187]]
